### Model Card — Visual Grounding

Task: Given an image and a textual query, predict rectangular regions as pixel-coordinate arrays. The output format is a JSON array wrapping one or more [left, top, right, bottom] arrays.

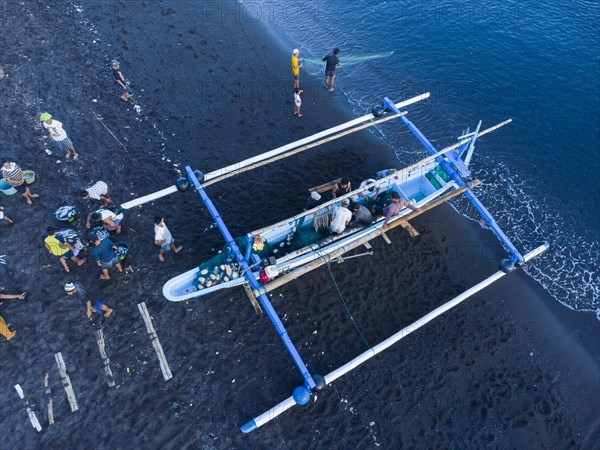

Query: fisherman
[[86, 208, 123, 234], [349, 202, 373, 227], [79, 181, 114, 208], [303, 191, 322, 211], [323, 48, 341, 91], [64, 282, 113, 318], [111, 60, 133, 101], [1, 159, 39, 205], [91, 235, 123, 280], [43, 226, 87, 273], [329, 198, 352, 234], [154, 215, 183, 262], [0, 291, 26, 341], [0, 206, 14, 224], [331, 177, 351, 198], [357, 178, 380, 201], [39, 112, 79, 160], [291, 48, 302, 89], [372, 191, 420, 229]]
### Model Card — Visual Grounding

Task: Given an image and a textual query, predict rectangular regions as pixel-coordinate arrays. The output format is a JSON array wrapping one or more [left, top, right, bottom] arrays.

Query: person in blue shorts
[[64, 282, 113, 318], [91, 235, 123, 280]]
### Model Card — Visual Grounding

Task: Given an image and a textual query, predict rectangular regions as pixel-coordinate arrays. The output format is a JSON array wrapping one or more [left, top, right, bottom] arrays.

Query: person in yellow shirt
[[43, 226, 86, 272], [291, 48, 302, 89]]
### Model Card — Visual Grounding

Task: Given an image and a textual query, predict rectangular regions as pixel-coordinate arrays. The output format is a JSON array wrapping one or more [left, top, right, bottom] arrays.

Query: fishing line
[[319, 253, 372, 351]]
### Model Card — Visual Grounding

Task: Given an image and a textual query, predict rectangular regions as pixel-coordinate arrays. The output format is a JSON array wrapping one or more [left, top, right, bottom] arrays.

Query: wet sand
[[0, 1, 598, 448]]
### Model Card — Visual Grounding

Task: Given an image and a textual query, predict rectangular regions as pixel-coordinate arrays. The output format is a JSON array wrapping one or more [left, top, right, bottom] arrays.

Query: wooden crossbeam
[[400, 221, 420, 237], [309, 178, 341, 194], [137, 302, 173, 381], [54, 352, 79, 412]]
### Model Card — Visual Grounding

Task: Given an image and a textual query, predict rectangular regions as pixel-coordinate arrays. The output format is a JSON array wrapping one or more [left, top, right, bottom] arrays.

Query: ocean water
[[254, 0, 600, 318]]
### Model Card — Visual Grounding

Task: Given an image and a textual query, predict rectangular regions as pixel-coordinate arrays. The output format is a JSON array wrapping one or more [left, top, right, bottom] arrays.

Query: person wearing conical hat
[[39, 112, 79, 160]]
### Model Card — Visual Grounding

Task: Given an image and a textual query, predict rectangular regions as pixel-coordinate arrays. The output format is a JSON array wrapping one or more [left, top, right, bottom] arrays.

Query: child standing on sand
[[294, 88, 303, 118], [154, 215, 183, 262], [39, 113, 79, 160]]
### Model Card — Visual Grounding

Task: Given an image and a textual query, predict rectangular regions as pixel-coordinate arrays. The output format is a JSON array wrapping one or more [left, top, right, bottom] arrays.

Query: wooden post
[[44, 373, 54, 425], [54, 352, 79, 412], [14, 384, 42, 432], [400, 221, 420, 237], [94, 329, 116, 387], [137, 302, 173, 381], [243, 283, 263, 314], [380, 232, 392, 244]]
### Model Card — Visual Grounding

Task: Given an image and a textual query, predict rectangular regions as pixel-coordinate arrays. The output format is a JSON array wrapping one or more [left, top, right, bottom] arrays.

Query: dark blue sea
[[249, 0, 600, 318]]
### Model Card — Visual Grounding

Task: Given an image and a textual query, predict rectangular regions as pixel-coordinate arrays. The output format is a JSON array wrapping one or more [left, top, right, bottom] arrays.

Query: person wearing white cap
[[291, 48, 303, 89], [64, 282, 113, 318], [303, 191, 322, 211]]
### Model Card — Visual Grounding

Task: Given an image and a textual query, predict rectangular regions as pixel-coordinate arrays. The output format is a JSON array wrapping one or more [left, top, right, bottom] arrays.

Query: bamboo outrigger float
[[121, 93, 548, 433]]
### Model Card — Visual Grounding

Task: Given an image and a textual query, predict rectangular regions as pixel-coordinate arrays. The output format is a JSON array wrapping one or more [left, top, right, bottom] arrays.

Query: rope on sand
[[90, 109, 128, 152], [324, 259, 372, 350]]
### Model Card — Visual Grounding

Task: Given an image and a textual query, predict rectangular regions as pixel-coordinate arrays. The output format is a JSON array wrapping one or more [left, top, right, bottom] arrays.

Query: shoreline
[[0, 1, 597, 448]]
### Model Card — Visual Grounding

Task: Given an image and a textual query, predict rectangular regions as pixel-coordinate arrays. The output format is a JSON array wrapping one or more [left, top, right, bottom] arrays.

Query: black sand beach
[[1, 1, 598, 448]]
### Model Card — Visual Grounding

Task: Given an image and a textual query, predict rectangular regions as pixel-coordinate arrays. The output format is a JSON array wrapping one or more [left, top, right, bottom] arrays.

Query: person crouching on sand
[[39, 112, 79, 160], [64, 282, 113, 318], [154, 215, 183, 262], [1, 159, 39, 205], [43, 226, 87, 272], [294, 88, 303, 118], [79, 180, 114, 208]]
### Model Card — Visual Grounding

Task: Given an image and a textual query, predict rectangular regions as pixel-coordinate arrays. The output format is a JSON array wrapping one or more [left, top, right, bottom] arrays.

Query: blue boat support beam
[[184, 166, 316, 394]]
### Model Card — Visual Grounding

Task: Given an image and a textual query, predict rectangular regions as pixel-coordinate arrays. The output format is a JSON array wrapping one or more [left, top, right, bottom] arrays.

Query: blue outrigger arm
[[383, 98, 525, 264], [185, 166, 316, 392]]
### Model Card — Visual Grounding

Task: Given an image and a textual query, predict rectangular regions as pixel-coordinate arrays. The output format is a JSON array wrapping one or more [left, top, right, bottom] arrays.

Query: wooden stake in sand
[[14, 384, 42, 432], [94, 329, 116, 387], [43, 373, 54, 425], [54, 352, 79, 412], [137, 302, 173, 381]]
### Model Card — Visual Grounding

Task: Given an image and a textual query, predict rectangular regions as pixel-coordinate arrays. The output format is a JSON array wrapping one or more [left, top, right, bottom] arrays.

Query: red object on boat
[[259, 268, 270, 283]]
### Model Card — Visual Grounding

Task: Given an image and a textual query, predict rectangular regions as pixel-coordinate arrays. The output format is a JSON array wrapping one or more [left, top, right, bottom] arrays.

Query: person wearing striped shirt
[[1, 159, 39, 204]]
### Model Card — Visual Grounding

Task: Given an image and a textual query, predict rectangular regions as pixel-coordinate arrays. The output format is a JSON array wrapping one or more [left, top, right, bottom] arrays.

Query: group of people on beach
[[0, 60, 181, 341], [291, 47, 341, 117]]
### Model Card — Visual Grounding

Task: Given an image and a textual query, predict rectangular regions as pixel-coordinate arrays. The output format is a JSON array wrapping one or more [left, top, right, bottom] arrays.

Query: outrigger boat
[[122, 93, 548, 432]]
